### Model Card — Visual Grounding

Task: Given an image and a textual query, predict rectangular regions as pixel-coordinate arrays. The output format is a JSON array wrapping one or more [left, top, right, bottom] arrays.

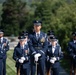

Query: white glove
[[37, 53, 41, 57], [34, 53, 41, 58], [35, 57, 38, 62], [51, 57, 57, 61], [34, 53, 41, 62], [50, 59, 55, 64], [19, 59, 24, 63], [21, 57, 25, 61]]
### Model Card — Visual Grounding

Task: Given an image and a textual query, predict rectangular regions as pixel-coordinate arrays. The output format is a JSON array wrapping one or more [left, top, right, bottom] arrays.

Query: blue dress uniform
[[46, 30, 55, 74], [0, 30, 9, 75], [46, 36, 63, 75], [0, 38, 9, 75], [13, 36, 30, 75], [29, 20, 48, 75], [67, 31, 76, 75]]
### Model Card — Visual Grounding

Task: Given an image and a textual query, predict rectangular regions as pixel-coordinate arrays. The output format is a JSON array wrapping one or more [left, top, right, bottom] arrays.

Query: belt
[[34, 47, 42, 50]]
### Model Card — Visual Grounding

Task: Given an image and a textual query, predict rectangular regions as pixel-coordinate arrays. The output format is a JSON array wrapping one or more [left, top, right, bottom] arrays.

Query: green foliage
[[6, 50, 16, 75], [1, 0, 28, 36]]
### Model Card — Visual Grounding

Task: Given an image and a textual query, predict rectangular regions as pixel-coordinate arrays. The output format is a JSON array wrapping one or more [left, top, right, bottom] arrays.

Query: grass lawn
[[6, 50, 16, 75]]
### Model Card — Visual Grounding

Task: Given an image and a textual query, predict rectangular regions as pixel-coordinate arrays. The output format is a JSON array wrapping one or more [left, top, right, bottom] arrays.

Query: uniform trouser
[[20, 65, 30, 75], [46, 61, 50, 75], [3, 58, 6, 75], [52, 68, 59, 75], [46, 62, 59, 75], [31, 59, 45, 75], [46, 67, 59, 75], [70, 62, 76, 75], [0, 59, 3, 75]]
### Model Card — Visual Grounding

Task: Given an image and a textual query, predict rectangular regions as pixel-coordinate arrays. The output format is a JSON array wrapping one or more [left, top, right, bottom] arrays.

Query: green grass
[[6, 50, 16, 75]]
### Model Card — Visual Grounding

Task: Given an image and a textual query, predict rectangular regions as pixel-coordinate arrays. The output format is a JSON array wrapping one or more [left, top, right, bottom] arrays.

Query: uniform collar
[[36, 31, 40, 35], [36, 31, 40, 37], [0, 37, 3, 43], [25, 41, 27, 45], [0, 37, 3, 40], [49, 42, 52, 45], [52, 45, 56, 48], [20, 44, 25, 49], [74, 40, 76, 43]]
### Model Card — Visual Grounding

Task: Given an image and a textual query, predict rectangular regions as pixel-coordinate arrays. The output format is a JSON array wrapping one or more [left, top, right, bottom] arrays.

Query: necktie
[[74, 41, 76, 44], [21, 45, 24, 49], [21, 45, 25, 56], [0, 38, 1, 43], [37, 33, 40, 40], [52, 46, 55, 53]]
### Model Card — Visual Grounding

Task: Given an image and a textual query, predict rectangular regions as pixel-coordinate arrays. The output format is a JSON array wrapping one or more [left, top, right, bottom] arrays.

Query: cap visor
[[19, 39, 25, 41], [34, 23, 41, 26], [51, 39, 57, 41], [0, 32, 3, 34]]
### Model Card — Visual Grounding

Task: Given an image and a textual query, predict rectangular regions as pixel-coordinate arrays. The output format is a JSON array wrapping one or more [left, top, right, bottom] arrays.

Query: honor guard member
[[13, 34, 30, 75], [29, 20, 48, 75], [0, 29, 9, 75], [67, 31, 76, 75], [46, 36, 63, 75], [46, 30, 60, 72], [46, 30, 55, 75], [47, 30, 60, 46], [21, 30, 30, 42]]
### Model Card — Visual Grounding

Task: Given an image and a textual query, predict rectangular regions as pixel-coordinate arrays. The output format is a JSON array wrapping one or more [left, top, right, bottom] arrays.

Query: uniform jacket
[[0, 38, 9, 59], [47, 44, 63, 68], [13, 42, 30, 69], [67, 40, 76, 61], [29, 31, 48, 57]]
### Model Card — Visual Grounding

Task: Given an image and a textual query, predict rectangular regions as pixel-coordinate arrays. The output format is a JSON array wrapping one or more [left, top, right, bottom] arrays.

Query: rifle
[[17, 66, 20, 75], [46, 67, 51, 75], [35, 61, 38, 75]]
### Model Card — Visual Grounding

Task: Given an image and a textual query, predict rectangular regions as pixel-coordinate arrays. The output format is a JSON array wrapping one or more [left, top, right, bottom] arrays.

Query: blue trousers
[[31, 58, 45, 75], [0, 59, 3, 75], [17, 64, 30, 75], [3, 58, 6, 75]]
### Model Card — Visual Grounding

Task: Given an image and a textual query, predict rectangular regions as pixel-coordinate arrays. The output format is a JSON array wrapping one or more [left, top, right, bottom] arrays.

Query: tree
[[1, 0, 28, 36]]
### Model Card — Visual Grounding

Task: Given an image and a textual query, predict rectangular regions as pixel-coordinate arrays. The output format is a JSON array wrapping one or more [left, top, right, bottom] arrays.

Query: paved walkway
[[59, 66, 69, 75]]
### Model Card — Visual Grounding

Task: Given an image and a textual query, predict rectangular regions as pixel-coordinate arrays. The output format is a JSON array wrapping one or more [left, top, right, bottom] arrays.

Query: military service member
[[67, 31, 76, 75], [46, 35, 63, 75], [13, 32, 30, 75], [47, 30, 60, 46], [0, 29, 9, 75], [29, 20, 48, 75], [46, 30, 55, 75]]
